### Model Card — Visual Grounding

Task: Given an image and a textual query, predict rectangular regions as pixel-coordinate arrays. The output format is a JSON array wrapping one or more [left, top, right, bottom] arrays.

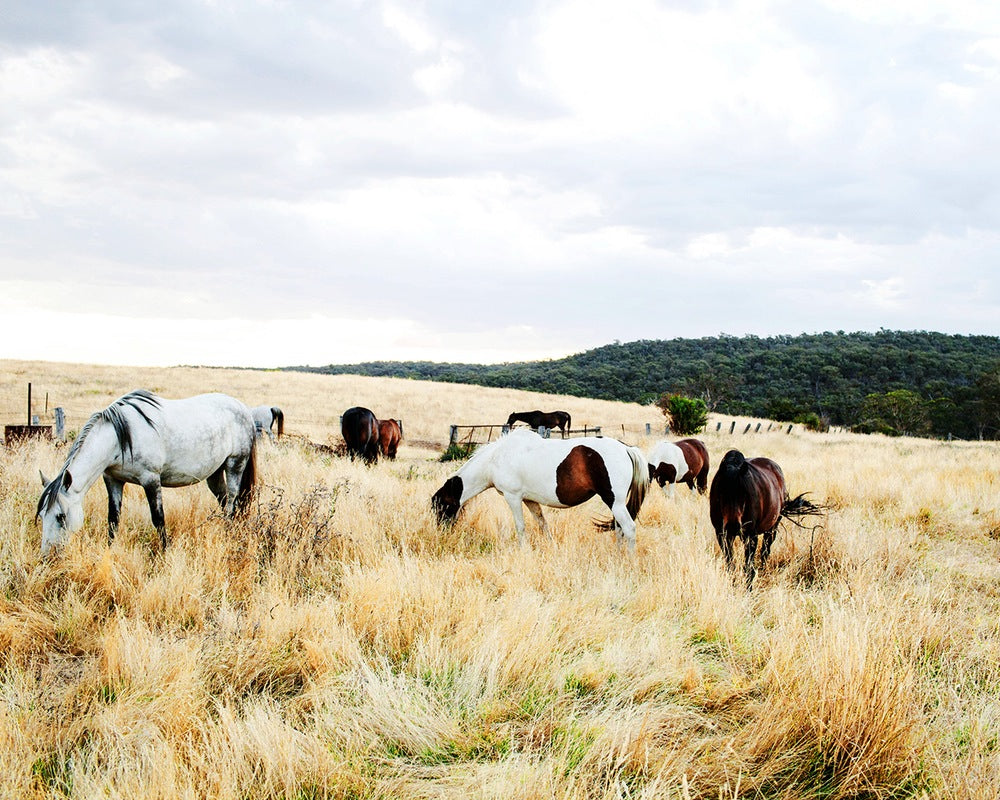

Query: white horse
[[647, 440, 690, 496], [37, 390, 257, 556], [431, 428, 649, 553], [251, 405, 284, 441]]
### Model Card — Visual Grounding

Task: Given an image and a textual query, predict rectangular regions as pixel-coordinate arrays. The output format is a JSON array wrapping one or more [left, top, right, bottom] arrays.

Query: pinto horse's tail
[[594, 445, 650, 531], [272, 407, 284, 437], [625, 445, 649, 520], [234, 438, 257, 516]]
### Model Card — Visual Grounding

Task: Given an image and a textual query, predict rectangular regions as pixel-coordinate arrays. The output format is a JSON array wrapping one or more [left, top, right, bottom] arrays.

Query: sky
[[1, 1, 998, 368]]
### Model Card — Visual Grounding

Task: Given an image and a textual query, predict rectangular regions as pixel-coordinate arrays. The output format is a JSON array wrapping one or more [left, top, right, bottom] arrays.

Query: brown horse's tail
[[234, 438, 257, 516], [781, 493, 826, 525], [273, 407, 284, 437]]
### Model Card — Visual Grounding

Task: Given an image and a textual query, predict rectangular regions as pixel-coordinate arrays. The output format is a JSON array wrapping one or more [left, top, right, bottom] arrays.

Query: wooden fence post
[[645, 423, 651, 436], [449, 425, 458, 446], [743, 423, 751, 434], [729, 421, 735, 434], [754, 423, 761, 433], [786, 424, 793, 434], [716, 422, 721, 431], [54, 408, 65, 441]]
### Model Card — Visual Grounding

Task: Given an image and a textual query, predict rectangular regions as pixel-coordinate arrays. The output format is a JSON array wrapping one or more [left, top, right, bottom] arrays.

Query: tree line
[[287, 330, 1000, 439]]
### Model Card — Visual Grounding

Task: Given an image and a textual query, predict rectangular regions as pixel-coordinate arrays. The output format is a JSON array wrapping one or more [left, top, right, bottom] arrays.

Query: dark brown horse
[[709, 449, 823, 588], [378, 418, 403, 460], [341, 406, 380, 464], [506, 410, 572, 438], [675, 438, 710, 493]]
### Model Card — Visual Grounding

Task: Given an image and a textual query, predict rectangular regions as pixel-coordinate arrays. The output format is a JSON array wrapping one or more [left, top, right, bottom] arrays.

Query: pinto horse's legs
[[610, 500, 637, 556], [142, 481, 168, 551], [523, 500, 551, 539], [103, 475, 124, 542], [502, 493, 530, 546]]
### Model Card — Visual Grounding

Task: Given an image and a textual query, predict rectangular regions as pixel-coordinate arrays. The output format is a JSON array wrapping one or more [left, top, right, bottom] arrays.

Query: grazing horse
[[506, 410, 572, 438], [647, 440, 688, 496], [251, 405, 284, 441], [341, 406, 380, 464], [378, 418, 403, 460], [709, 449, 822, 588], [675, 438, 710, 493], [36, 390, 257, 556], [432, 428, 649, 553], [649, 438, 709, 495]]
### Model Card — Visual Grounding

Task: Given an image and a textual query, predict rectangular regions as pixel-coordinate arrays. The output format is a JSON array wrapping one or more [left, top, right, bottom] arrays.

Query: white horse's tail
[[625, 445, 649, 520]]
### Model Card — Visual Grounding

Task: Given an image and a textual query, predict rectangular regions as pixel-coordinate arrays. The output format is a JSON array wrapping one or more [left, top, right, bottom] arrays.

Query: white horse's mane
[[38, 390, 161, 516]]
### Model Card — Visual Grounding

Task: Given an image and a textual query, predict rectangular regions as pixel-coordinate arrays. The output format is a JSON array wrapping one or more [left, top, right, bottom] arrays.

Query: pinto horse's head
[[431, 476, 463, 524]]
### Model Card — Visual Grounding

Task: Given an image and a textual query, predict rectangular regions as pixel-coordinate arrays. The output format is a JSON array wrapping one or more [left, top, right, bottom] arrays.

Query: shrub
[[654, 393, 708, 435]]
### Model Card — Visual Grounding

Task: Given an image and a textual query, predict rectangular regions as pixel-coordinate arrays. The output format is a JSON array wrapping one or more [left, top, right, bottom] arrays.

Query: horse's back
[[159, 394, 254, 468]]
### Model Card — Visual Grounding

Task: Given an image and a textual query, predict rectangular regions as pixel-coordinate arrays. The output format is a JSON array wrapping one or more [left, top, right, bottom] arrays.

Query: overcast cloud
[[2, 1, 998, 367]]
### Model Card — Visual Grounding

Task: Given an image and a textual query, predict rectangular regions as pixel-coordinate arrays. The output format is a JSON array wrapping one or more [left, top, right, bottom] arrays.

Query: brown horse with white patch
[[378, 418, 403, 460], [432, 428, 648, 553], [675, 438, 710, 493], [709, 449, 823, 588]]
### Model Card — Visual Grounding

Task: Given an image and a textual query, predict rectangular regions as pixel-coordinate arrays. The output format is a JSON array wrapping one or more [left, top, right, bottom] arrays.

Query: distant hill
[[287, 330, 1000, 438]]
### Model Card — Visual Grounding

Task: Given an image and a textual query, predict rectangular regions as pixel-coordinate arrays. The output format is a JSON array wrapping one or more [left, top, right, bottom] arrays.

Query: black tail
[[272, 407, 284, 437], [781, 493, 826, 526]]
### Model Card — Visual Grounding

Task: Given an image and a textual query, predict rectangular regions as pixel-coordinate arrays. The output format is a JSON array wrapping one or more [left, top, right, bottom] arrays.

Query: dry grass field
[[1, 359, 999, 799]]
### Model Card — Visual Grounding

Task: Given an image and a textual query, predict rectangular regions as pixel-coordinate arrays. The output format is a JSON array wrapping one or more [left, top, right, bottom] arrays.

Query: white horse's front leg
[[503, 493, 529, 546]]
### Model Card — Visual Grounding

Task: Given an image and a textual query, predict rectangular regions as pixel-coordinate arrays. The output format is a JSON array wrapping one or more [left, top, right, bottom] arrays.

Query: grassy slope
[[1, 360, 999, 799]]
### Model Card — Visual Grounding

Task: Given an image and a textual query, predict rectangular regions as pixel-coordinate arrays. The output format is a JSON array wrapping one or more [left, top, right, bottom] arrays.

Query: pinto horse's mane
[[37, 390, 161, 517]]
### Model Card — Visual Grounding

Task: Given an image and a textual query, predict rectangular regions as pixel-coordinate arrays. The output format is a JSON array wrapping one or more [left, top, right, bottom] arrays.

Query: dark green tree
[[655, 394, 708, 435]]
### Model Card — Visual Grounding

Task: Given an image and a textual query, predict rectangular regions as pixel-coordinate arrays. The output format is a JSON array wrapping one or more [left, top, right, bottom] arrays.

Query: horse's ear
[[39, 470, 49, 486], [62, 470, 73, 489]]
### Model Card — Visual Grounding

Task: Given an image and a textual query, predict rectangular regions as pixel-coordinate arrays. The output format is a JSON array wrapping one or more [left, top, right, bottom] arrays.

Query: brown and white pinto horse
[[378, 418, 403, 460], [709, 449, 823, 588], [676, 438, 709, 493], [506, 410, 572, 438], [432, 429, 648, 553], [649, 438, 709, 495], [341, 406, 380, 464]]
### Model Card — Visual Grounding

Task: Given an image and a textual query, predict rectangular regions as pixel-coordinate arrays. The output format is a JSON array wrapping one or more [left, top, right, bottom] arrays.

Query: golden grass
[[2, 359, 1000, 798]]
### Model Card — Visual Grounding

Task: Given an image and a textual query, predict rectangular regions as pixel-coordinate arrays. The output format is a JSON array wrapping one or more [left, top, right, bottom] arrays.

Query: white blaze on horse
[[36, 390, 257, 556], [251, 405, 284, 441], [431, 428, 649, 553]]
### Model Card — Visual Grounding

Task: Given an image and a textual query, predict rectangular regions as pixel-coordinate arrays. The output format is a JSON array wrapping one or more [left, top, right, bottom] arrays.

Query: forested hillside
[[290, 330, 1000, 439]]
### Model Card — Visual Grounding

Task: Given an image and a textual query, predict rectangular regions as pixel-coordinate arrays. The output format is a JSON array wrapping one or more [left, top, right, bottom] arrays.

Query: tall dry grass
[[1, 360, 999, 798]]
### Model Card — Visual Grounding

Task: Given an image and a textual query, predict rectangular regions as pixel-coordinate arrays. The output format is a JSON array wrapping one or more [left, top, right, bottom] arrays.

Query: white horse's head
[[37, 470, 85, 556]]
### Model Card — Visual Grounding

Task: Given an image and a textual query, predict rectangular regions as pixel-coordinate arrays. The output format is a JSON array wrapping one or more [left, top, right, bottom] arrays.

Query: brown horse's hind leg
[[759, 528, 777, 568]]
